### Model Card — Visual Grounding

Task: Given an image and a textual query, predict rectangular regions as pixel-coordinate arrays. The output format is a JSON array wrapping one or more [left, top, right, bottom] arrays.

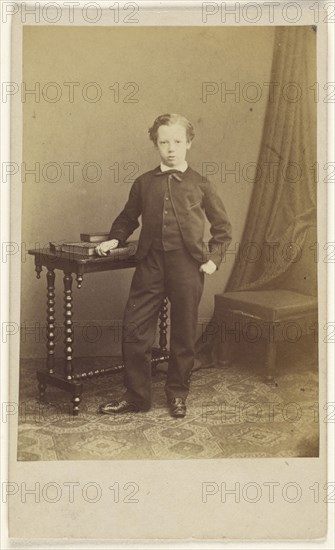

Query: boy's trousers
[[122, 247, 204, 408]]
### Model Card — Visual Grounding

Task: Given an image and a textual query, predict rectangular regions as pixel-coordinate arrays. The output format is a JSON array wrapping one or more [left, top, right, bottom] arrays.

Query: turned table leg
[[63, 272, 74, 381], [157, 297, 169, 374], [159, 297, 169, 353], [72, 393, 81, 416], [152, 297, 169, 375], [37, 267, 55, 401], [38, 379, 47, 402], [46, 269, 56, 375]]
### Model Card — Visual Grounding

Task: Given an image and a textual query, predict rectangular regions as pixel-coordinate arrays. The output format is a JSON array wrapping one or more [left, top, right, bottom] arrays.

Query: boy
[[96, 114, 232, 417]]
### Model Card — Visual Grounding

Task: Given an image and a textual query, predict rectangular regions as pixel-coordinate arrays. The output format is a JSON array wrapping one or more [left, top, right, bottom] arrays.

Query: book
[[61, 242, 99, 256], [49, 241, 63, 253], [80, 232, 111, 243], [60, 241, 138, 259]]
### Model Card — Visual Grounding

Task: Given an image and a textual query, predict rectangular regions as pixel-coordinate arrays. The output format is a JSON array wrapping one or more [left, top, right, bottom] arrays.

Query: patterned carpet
[[17, 340, 319, 461]]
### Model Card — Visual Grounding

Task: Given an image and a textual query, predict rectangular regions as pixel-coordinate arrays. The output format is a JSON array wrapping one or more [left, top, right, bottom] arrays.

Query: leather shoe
[[169, 397, 186, 418], [99, 400, 143, 415]]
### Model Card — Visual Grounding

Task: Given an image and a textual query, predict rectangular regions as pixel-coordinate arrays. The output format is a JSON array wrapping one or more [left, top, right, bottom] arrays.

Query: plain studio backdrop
[[21, 26, 275, 358]]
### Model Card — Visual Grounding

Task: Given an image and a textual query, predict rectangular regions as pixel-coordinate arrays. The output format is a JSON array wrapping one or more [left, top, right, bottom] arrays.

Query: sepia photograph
[[3, 1, 332, 543], [16, 23, 319, 462]]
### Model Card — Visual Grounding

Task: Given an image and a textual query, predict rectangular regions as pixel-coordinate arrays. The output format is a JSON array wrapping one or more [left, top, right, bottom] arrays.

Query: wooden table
[[28, 248, 169, 415]]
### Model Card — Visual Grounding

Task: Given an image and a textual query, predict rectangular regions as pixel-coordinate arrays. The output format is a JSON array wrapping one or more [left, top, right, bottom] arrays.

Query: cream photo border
[[1, 0, 334, 545]]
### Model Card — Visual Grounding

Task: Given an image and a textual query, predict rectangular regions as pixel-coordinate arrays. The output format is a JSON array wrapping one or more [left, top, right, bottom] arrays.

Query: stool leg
[[217, 341, 234, 366], [265, 341, 277, 384], [217, 316, 235, 366]]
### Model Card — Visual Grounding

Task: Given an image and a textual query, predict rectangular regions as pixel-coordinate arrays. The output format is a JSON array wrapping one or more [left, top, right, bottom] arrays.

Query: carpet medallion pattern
[[17, 353, 319, 461]]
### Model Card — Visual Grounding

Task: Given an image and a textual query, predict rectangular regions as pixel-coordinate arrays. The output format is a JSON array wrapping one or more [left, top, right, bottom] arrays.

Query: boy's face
[[156, 123, 191, 167]]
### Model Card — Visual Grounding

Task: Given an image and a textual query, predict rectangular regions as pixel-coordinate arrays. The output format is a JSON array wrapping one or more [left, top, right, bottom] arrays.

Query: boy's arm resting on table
[[203, 181, 232, 269], [95, 238, 119, 256], [109, 179, 141, 244], [96, 180, 141, 256]]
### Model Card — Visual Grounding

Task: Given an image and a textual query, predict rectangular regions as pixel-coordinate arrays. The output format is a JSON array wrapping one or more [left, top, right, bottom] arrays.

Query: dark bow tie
[[155, 169, 183, 181]]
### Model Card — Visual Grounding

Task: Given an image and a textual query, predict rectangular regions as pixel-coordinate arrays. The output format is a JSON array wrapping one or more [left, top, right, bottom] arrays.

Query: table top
[[28, 247, 138, 272]]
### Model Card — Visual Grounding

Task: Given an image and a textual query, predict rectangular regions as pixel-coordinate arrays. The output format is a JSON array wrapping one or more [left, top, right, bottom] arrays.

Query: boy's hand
[[95, 239, 119, 256], [199, 259, 217, 275]]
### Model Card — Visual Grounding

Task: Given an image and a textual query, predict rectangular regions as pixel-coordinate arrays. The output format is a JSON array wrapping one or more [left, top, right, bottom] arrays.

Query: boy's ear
[[186, 141, 192, 150]]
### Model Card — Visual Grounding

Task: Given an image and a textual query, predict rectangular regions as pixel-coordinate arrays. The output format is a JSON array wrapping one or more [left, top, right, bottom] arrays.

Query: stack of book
[[49, 233, 137, 260]]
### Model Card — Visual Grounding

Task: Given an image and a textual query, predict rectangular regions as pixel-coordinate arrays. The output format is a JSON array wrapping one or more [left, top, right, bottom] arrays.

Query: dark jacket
[[109, 166, 232, 268]]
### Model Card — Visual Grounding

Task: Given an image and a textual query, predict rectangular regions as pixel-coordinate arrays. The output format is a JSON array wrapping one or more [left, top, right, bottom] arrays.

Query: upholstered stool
[[214, 289, 317, 382]]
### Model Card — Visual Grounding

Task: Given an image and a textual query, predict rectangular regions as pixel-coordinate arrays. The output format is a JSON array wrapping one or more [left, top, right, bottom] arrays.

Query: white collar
[[160, 161, 188, 173]]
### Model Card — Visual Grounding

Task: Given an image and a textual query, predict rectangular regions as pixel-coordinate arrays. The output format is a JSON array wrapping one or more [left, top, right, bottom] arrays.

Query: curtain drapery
[[197, 26, 317, 361]]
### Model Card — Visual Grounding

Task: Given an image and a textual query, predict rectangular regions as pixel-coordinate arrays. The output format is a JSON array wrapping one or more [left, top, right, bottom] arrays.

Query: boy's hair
[[148, 113, 195, 145]]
